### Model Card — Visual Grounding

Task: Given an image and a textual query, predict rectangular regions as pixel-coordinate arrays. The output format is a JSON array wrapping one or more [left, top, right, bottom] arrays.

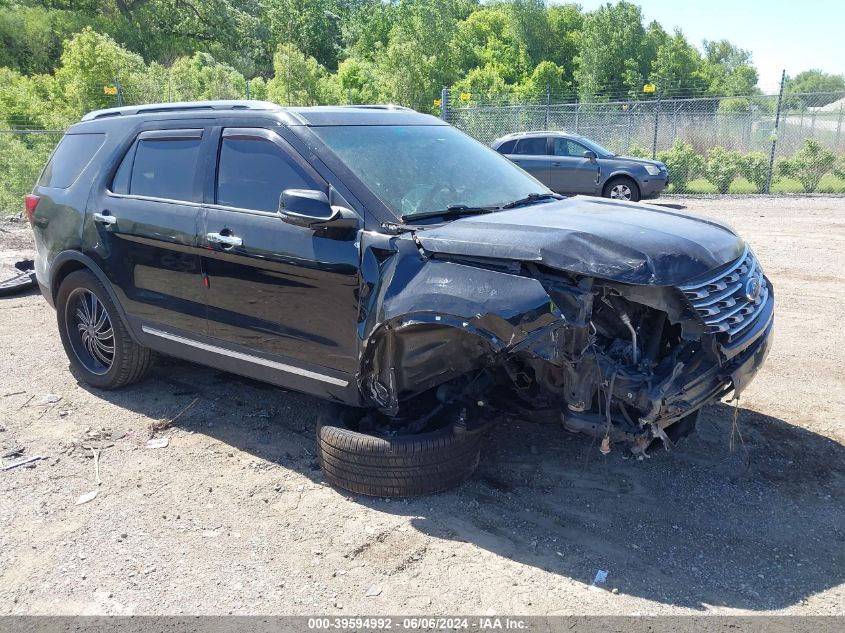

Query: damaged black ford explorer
[[28, 101, 774, 497]]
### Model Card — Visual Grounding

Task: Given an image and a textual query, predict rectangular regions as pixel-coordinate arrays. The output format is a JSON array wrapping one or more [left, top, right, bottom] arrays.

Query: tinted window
[[39, 133, 105, 189], [110, 142, 136, 194], [552, 138, 588, 157], [513, 137, 547, 155], [128, 138, 201, 201], [216, 136, 314, 212], [497, 139, 516, 154]]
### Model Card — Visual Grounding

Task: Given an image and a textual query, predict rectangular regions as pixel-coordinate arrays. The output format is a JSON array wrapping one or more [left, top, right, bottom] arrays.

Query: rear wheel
[[603, 176, 640, 202], [316, 404, 484, 497], [56, 270, 154, 389]]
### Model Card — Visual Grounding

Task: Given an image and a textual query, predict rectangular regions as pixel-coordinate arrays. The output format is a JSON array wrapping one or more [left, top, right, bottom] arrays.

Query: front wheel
[[603, 177, 640, 202], [56, 270, 154, 389], [316, 404, 483, 497]]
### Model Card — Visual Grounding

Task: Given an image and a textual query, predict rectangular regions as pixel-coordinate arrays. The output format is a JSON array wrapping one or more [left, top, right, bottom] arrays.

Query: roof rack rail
[[81, 100, 282, 122], [332, 104, 413, 111]]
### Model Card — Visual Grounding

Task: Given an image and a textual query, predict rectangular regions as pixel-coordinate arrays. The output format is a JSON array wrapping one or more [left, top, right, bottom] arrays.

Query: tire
[[0, 270, 36, 297], [316, 404, 483, 497], [603, 176, 640, 202], [56, 269, 154, 389]]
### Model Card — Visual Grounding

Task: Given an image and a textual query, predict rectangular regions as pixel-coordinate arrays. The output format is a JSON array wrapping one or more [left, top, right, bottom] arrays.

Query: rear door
[[199, 127, 361, 392], [505, 137, 551, 186], [549, 137, 600, 194], [85, 126, 208, 335]]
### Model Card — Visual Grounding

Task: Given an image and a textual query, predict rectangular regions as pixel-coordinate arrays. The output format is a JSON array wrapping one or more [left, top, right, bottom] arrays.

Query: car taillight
[[24, 194, 40, 223]]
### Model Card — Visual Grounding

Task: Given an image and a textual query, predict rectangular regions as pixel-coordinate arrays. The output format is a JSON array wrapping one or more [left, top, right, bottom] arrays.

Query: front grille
[[679, 247, 769, 342]]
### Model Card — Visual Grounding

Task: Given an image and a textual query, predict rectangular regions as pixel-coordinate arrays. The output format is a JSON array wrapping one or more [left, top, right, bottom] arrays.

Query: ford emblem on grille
[[745, 274, 762, 302]]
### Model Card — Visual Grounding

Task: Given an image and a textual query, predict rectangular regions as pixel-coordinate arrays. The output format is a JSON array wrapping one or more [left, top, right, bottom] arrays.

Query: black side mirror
[[583, 150, 598, 162], [279, 189, 360, 231]]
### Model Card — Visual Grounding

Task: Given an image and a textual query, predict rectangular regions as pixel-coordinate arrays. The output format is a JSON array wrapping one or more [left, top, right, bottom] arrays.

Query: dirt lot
[[1, 196, 843, 616]]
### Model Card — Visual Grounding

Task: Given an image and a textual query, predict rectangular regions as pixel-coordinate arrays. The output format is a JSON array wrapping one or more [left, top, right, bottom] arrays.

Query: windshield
[[577, 136, 615, 157], [311, 125, 548, 219]]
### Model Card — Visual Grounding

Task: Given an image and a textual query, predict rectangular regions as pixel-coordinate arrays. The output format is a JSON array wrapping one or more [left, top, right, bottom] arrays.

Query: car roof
[[491, 130, 576, 146], [74, 100, 445, 129]]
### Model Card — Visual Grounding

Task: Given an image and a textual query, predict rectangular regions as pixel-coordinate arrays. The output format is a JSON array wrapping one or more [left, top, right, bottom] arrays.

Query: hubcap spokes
[[72, 290, 114, 371], [611, 185, 632, 200]]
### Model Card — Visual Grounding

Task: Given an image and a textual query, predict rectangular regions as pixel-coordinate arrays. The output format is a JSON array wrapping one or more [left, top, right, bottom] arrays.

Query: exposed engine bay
[[357, 236, 774, 456]]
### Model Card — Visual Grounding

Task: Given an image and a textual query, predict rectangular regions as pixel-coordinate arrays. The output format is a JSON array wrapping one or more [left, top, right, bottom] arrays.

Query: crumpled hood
[[414, 197, 744, 285]]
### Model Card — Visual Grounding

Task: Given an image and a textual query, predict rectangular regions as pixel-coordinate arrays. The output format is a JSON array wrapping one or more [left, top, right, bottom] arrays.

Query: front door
[[200, 127, 362, 388], [85, 127, 208, 335], [505, 136, 551, 186], [549, 138, 600, 194]]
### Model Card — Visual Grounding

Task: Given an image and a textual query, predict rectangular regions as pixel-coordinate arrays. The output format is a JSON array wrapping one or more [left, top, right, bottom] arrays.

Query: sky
[[561, 0, 845, 92]]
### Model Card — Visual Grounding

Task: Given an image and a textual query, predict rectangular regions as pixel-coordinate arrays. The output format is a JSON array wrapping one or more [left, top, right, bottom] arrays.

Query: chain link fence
[[2, 82, 845, 215], [444, 89, 845, 195]]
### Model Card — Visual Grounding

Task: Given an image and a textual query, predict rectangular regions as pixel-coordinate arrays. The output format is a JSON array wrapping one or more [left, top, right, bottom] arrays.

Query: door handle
[[93, 212, 117, 225], [552, 162, 562, 166], [206, 232, 243, 247]]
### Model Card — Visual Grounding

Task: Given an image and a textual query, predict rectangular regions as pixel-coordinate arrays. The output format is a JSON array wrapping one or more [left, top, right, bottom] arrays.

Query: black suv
[[28, 101, 774, 497]]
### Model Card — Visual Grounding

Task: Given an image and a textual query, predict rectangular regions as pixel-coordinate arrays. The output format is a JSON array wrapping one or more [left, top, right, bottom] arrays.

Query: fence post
[[113, 77, 124, 107], [765, 69, 786, 194], [651, 91, 661, 159], [544, 84, 550, 129], [625, 102, 633, 151], [440, 87, 450, 123], [246, 79, 250, 100], [574, 100, 580, 133], [671, 100, 678, 142], [745, 110, 753, 152], [836, 107, 844, 151]]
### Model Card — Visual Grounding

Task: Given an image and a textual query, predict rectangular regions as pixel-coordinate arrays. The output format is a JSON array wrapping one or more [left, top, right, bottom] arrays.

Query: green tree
[[702, 146, 742, 193], [0, 133, 56, 216], [649, 30, 703, 98], [265, 0, 346, 71], [518, 60, 568, 100], [777, 139, 836, 193], [375, 0, 470, 112], [169, 52, 246, 101], [544, 3, 583, 88], [247, 76, 268, 100], [454, 4, 533, 86], [700, 39, 759, 96], [575, 2, 653, 100], [506, 0, 549, 68], [0, 5, 85, 75], [267, 42, 330, 106], [785, 70, 845, 108], [54, 27, 147, 116], [343, 0, 399, 62], [453, 63, 514, 103], [335, 58, 379, 104]]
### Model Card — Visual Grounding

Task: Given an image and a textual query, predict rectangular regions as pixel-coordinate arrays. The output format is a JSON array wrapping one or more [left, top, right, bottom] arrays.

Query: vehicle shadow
[[78, 357, 845, 611]]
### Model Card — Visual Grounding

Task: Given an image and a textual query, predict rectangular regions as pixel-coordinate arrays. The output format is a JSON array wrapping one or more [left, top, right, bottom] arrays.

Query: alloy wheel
[[66, 288, 115, 375], [610, 184, 633, 200]]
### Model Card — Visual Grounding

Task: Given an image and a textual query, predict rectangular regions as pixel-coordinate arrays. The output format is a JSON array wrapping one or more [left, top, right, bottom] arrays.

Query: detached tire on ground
[[0, 270, 36, 297], [316, 404, 483, 497]]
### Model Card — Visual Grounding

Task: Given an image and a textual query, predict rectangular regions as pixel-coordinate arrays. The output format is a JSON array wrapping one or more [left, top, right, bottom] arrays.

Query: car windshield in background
[[576, 136, 615, 158], [311, 125, 547, 220]]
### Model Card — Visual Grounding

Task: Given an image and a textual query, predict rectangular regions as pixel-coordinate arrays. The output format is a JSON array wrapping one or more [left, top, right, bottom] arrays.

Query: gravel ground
[[0, 196, 843, 616]]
